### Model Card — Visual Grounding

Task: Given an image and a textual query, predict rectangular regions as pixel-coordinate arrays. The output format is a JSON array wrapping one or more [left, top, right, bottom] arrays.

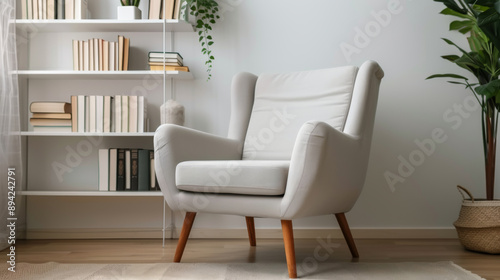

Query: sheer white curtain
[[0, 0, 23, 250]]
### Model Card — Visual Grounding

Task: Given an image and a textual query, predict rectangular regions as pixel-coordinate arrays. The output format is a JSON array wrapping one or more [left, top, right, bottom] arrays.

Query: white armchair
[[154, 61, 384, 279]]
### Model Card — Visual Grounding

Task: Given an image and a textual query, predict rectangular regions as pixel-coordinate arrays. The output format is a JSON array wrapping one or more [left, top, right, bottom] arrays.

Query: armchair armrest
[[154, 124, 243, 210], [281, 121, 369, 219]]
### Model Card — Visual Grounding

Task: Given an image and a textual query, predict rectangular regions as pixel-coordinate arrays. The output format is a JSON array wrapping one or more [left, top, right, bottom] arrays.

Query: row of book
[[29, 95, 148, 133], [149, 0, 184, 20], [21, 0, 88, 20], [98, 148, 160, 191], [148, 51, 189, 71], [73, 36, 130, 71]]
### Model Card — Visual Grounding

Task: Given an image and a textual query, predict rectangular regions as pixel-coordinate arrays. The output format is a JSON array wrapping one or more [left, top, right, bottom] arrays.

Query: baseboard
[[26, 227, 458, 240]]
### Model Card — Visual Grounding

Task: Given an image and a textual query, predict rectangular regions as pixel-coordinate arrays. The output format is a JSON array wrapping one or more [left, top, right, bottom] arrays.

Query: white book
[[108, 148, 117, 191], [65, 0, 73, 19], [28, 0, 33, 20], [138, 96, 145, 132], [89, 39, 94, 71], [96, 95, 103, 132], [32, 0, 38, 19], [38, 0, 43, 19], [78, 40, 83, 71], [74, 0, 87, 19], [47, 0, 55, 19], [125, 150, 131, 190], [103, 96, 111, 133], [128, 96, 138, 133], [77, 95, 85, 133], [115, 42, 119, 70], [114, 95, 122, 133], [72, 40, 79, 71], [41, 0, 46, 19], [93, 38, 99, 71], [85, 95, 90, 132], [83, 40, 89, 71], [98, 149, 109, 191], [109, 42, 116, 71], [89, 95, 96, 132], [22, 0, 27, 19], [57, 0, 65, 19], [121, 96, 129, 133]]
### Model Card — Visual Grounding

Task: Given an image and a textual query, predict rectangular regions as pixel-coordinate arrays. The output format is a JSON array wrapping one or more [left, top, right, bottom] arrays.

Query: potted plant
[[428, 0, 500, 254], [117, 0, 141, 20], [180, 0, 220, 80]]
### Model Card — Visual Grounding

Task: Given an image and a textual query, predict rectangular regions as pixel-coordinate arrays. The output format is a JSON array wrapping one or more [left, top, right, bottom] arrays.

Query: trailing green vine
[[181, 0, 220, 80]]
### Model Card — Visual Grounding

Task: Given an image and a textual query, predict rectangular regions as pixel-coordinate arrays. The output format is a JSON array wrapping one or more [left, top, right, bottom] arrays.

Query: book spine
[[108, 148, 118, 191], [71, 95, 77, 132], [125, 149, 131, 190], [130, 149, 139, 191], [98, 149, 109, 191], [96, 95, 104, 132], [116, 149, 126, 191], [121, 96, 129, 133], [114, 95, 122, 133], [138, 149, 150, 191], [77, 95, 85, 133]]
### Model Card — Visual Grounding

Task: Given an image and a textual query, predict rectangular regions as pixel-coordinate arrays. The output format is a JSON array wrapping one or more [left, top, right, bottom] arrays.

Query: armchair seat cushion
[[176, 160, 289, 196]]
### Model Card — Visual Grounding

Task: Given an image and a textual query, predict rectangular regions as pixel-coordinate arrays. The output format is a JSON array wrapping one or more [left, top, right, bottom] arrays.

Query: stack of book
[[71, 95, 148, 133], [149, 0, 184, 20], [21, 0, 88, 20], [30, 101, 72, 132], [148, 51, 189, 71], [73, 35, 130, 71], [98, 148, 160, 191]]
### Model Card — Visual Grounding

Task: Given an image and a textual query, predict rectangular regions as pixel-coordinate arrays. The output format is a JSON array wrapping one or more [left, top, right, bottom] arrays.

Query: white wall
[[22, 0, 498, 236]]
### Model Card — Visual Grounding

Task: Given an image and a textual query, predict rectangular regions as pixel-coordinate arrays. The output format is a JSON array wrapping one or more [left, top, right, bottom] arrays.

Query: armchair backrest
[[227, 61, 384, 161]]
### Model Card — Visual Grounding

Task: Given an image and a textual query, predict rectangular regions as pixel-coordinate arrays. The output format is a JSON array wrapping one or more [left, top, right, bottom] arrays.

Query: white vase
[[117, 6, 142, 20]]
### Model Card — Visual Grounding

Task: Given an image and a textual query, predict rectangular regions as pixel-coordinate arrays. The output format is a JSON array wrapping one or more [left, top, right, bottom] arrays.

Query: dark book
[[116, 148, 126, 191], [130, 149, 139, 191], [138, 149, 150, 191]]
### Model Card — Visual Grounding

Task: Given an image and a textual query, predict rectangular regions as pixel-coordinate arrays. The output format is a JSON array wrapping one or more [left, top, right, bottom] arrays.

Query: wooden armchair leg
[[174, 212, 197, 263], [281, 220, 297, 279], [335, 213, 359, 258], [245, 217, 256, 246]]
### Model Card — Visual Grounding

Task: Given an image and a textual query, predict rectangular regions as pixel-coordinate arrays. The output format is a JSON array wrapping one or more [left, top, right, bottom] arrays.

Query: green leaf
[[434, 0, 468, 14], [450, 20, 474, 33], [477, 7, 500, 51], [426, 73, 469, 80], [441, 55, 460, 62], [207, 35, 212, 40], [475, 79, 500, 100], [208, 41, 214, 46]]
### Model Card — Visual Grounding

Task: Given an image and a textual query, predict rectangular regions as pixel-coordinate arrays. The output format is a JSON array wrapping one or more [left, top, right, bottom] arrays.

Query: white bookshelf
[[17, 191, 163, 196], [15, 19, 194, 33], [19, 132, 155, 136], [17, 18, 192, 199], [16, 70, 193, 80]]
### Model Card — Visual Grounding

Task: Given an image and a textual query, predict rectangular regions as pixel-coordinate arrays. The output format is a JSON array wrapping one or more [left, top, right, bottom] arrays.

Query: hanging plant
[[181, 0, 220, 80]]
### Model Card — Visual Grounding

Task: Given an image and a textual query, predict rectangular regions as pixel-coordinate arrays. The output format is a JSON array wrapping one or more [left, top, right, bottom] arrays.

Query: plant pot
[[454, 186, 500, 254], [117, 6, 142, 20]]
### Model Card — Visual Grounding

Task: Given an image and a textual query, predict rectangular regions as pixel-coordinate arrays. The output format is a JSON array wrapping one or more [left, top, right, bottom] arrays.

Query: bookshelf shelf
[[16, 70, 193, 80], [17, 191, 163, 196], [19, 132, 155, 136], [15, 19, 194, 33]]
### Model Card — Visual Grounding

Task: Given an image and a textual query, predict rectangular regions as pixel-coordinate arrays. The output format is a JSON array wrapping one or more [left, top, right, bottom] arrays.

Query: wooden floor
[[4, 238, 500, 279]]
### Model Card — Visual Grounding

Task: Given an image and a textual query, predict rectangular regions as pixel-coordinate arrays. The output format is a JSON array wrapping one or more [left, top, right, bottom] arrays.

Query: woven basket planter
[[453, 186, 500, 254]]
